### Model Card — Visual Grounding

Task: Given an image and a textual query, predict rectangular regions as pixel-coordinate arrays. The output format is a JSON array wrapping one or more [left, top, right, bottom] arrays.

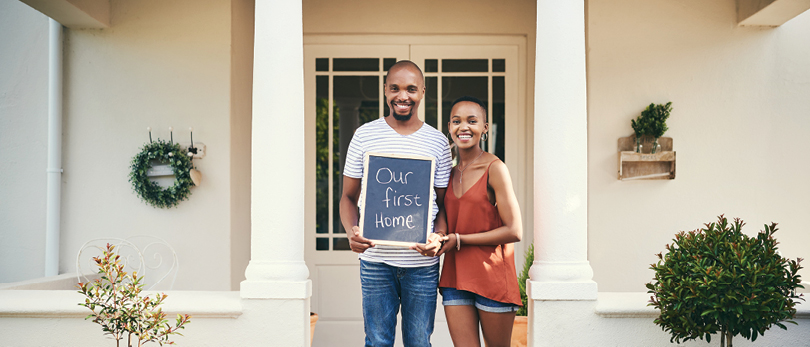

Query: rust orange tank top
[[439, 160, 522, 306]]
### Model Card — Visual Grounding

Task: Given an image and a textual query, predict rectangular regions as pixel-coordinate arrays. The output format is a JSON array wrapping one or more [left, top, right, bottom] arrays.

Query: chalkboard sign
[[359, 152, 436, 247]]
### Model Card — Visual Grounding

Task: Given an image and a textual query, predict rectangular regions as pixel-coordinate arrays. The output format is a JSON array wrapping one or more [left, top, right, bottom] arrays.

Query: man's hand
[[411, 233, 446, 257], [348, 226, 374, 253]]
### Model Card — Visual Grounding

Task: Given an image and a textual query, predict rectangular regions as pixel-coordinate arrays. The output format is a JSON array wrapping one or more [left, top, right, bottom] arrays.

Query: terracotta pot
[[511, 316, 528, 347], [310, 312, 319, 344]]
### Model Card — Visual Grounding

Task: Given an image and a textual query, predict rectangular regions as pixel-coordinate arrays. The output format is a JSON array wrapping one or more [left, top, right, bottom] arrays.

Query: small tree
[[647, 216, 803, 346], [78, 244, 191, 346]]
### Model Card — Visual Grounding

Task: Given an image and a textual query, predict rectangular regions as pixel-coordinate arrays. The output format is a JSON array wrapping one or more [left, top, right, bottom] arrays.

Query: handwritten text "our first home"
[[375, 167, 422, 229]]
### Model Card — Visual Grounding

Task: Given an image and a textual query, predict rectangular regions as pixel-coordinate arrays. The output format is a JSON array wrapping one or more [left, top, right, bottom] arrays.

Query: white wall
[[1, 0, 253, 290], [587, 0, 810, 291], [0, 0, 49, 283], [57, 0, 237, 290], [229, 0, 254, 290]]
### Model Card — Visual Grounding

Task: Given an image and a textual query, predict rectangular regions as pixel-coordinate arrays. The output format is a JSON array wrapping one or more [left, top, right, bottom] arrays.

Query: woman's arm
[[415, 187, 448, 256], [442, 160, 522, 250]]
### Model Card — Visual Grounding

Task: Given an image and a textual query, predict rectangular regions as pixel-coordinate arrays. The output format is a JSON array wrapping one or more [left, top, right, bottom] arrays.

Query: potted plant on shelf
[[646, 215, 803, 347], [512, 243, 533, 347], [77, 243, 191, 347], [630, 102, 672, 153]]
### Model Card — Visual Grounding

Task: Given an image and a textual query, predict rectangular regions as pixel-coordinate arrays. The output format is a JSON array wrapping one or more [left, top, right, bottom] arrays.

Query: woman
[[435, 96, 523, 347]]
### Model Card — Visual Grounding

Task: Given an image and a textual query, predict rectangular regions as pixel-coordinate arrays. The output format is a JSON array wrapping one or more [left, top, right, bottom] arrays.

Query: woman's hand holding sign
[[411, 232, 446, 257]]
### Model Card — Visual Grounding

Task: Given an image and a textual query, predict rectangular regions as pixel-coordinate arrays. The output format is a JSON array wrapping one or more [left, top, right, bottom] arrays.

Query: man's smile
[[393, 101, 413, 111]]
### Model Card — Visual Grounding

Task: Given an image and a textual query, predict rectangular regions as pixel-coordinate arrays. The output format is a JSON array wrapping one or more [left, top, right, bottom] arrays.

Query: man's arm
[[340, 175, 374, 253]]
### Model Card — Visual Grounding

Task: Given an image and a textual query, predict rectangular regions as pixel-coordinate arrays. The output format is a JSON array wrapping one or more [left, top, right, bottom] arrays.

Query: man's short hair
[[450, 96, 487, 116], [386, 60, 425, 85]]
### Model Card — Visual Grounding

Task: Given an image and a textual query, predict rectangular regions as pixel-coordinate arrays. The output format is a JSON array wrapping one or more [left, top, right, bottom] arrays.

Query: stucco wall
[[587, 0, 810, 291], [229, 0, 254, 290], [57, 0, 235, 290], [0, 0, 253, 290], [0, 0, 49, 283]]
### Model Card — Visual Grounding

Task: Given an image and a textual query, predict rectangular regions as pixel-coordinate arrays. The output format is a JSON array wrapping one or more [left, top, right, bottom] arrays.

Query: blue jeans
[[440, 287, 519, 313], [360, 259, 439, 347]]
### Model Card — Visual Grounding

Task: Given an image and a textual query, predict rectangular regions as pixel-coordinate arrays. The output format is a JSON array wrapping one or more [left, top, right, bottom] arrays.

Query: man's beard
[[387, 101, 415, 121], [392, 112, 412, 121]]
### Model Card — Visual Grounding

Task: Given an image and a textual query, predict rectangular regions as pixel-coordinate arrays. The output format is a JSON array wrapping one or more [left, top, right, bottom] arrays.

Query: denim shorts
[[440, 287, 519, 313]]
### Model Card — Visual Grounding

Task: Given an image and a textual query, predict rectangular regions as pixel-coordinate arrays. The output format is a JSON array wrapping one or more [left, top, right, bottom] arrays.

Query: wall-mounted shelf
[[618, 136, 675, 181]]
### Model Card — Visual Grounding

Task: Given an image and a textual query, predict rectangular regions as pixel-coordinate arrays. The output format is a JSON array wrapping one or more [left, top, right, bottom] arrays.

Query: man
[[340, 60, 452, 347]]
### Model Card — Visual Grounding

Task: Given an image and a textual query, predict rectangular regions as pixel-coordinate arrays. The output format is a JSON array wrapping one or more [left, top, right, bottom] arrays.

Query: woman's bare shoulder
[[486, 156, 512, 186]]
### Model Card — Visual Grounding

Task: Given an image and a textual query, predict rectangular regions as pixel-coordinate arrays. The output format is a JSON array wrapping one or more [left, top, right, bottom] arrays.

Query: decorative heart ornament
[[189, 168, 202, 186]]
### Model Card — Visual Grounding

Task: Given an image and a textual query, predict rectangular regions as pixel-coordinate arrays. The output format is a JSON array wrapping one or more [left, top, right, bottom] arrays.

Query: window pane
[[333, 238, 351, 251], [383, 58, 397, 71], [334, 58, 379, 71], [316, 58, 329, 72], [334, 76, 380, 233], [425, 77, 438, 130], [315, 76, 330, 234], [316, 238, 329, 251], [492, 59, 505, 72], [493, 76, 505, 162], [442, 59, 488, 73], [425, 59, 438, 73]]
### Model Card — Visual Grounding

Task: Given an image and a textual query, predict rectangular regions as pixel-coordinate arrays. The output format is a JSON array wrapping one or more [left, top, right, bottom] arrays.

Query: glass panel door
[[304, 44, 523, 327], [411, 45, 519, 165], [305, 45, 409, 264]]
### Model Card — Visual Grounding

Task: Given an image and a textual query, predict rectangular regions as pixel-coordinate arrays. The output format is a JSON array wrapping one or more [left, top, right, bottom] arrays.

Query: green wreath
[[129, 140, 195, 208]]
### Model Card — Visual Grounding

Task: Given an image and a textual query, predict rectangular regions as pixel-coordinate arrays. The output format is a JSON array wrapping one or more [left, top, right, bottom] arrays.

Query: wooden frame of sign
[[359, 152, 436, 247]]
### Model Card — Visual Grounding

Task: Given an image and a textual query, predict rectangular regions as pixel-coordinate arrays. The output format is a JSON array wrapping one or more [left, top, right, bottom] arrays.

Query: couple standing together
[[340, 60, 523, 347]]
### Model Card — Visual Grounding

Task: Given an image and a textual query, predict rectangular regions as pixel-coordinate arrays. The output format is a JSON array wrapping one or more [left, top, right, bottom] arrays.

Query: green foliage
[[646, 215, 803, 346], [129, 140, 195, 208], [631, 102, 672, 139], [516, 243, 534, 316], [315, 98, 341, 234], [78, 244, 191, 346], [314, 97, 379, 234]]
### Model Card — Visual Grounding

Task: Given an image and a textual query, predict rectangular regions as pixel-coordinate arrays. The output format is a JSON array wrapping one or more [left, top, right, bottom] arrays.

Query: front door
[[304, 40, 524, 347]]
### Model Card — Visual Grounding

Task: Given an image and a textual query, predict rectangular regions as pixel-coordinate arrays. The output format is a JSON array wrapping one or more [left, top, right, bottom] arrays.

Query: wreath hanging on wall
[[129, 140, 195, 208]]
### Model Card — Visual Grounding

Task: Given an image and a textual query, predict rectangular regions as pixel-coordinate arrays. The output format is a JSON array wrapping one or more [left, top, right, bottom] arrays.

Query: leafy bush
[[517, 243, 534, 316], [631, 102, 672, 153], [78, 244, 191, 346], [647, 216, 803, 346]]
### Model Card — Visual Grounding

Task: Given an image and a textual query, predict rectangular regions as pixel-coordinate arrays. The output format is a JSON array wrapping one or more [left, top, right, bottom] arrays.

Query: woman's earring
[[481, 132, 488, 142]]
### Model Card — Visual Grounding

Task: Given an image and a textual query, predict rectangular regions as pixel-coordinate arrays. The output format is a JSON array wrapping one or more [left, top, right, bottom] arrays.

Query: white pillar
[[529, 0, 597, 301], [242, 2, 311, 345], [242, 0, 311, 300], [45, 19, 63, 277]]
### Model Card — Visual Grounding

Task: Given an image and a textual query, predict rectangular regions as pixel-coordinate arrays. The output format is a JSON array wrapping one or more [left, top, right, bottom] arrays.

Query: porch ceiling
[[19, 0, 110, 28], [737, 0, 810, 26]]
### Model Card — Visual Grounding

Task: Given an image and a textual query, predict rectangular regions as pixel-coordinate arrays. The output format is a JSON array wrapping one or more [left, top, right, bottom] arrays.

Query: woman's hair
[[450, 96, 487, 117]]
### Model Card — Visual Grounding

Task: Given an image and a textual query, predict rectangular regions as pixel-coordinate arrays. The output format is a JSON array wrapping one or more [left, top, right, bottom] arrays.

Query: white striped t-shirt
[[344, 118, 452, 267]]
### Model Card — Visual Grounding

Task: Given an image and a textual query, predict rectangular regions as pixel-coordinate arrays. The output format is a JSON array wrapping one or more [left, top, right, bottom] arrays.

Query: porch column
[[242, 0, 310, 304], [529, 0, 597, 302]]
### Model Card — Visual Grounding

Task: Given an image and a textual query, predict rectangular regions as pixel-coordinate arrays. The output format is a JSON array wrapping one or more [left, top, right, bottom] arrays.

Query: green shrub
[[78, 244, 191, 346], [646, 215, 803, 346], [516, 243, 534, 317]]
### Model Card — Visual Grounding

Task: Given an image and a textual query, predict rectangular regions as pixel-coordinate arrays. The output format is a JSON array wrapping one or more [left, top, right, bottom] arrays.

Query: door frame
[[303, 34, 530, 322]]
